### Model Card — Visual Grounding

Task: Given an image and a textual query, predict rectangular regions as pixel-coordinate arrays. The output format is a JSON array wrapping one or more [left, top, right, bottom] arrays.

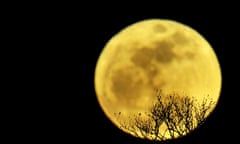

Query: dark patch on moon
[[131, 40, 176, 66], [153, 24, 167, 33], [171, 31, 189, 45], [130, 40, 177, 83], [110, 68, 142, 104], [154, 40, 176, 63], [131, 48, 155, 69], [130, 48, 160, 82]]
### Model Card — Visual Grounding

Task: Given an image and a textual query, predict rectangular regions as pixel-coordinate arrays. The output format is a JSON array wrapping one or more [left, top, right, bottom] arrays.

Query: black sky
[[24, 2, 238, 143], [75, 9, 234, 144]]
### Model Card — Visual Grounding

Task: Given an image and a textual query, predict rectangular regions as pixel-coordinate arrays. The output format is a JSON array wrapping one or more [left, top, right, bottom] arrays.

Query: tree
[[116, 90, 215, 141]]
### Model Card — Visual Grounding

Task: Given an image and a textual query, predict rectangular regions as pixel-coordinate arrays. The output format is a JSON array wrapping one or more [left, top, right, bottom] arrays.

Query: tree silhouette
[[116, 89, 215, 141]]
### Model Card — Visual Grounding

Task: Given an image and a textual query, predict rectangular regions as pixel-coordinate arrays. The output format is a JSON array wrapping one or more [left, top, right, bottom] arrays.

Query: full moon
[[94, 19, 222, 141]]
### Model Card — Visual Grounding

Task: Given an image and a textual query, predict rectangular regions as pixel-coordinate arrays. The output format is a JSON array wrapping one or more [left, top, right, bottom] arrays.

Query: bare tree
[[161, 93, 195, 138], [194, 95, 215, 127], [115, 90, 215, 141], [115, 112, 155, 139]]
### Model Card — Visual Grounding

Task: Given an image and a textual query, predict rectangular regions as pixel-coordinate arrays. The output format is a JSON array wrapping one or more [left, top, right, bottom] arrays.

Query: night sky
[[28, 2, 237, 144], [76, 9, 233, 144]]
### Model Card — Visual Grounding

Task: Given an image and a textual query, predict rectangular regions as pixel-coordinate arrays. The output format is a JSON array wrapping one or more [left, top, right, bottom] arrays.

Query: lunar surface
[[94, 19, 222, 140]]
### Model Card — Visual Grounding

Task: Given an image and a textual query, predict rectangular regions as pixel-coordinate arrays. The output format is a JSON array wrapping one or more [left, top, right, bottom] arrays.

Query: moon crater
[[152, 23, 167, 33]]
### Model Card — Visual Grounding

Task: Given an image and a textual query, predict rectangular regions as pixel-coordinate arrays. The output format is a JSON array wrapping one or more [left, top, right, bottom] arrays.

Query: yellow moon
[[94, 19, 222, 140]]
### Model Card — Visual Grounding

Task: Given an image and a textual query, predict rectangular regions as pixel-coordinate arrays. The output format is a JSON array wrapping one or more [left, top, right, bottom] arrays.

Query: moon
[[94, 19, 222, 140]]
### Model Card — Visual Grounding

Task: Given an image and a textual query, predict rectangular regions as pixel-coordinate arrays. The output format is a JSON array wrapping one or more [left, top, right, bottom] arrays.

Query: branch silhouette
[[115, 89, 215, 141]]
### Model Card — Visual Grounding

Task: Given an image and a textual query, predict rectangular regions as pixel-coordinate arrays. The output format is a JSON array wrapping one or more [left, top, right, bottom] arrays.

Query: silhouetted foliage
[[116, 89, 215, 141]]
